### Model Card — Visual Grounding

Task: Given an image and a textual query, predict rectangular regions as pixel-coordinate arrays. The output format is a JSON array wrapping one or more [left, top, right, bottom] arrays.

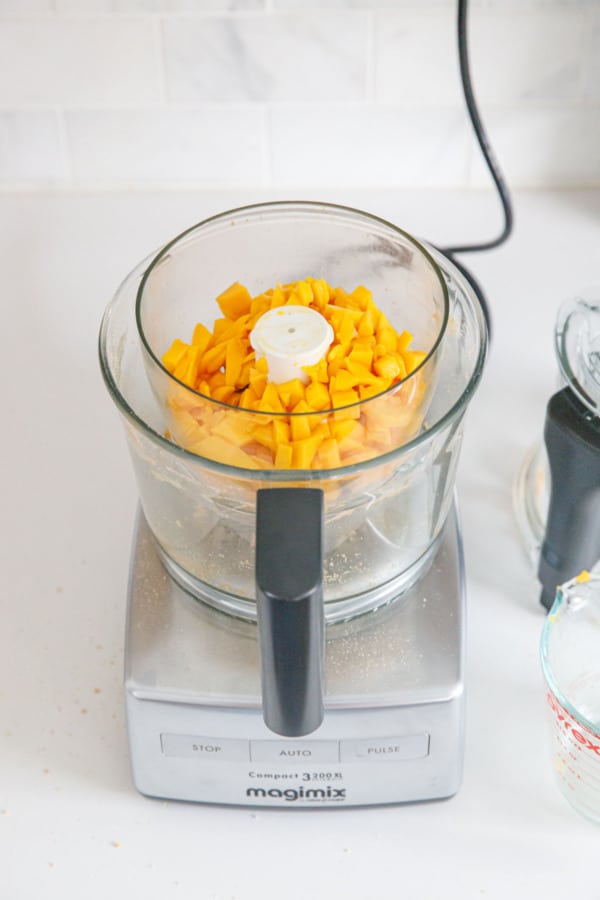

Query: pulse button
[[340, 734, 430, 762]]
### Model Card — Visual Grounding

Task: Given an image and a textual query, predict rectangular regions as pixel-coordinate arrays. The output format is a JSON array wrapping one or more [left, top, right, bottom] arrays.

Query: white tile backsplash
[[162, 13, 368, 103], [66, 107, 267, 185], [270, 105, 472, 187], [0, 3, 598, 188], [0, 110, 66, 181], [0, 18, 161, 106], [469, 104, 600, 187], [375, 11, 461, 106], [469, 10, 586, 103]]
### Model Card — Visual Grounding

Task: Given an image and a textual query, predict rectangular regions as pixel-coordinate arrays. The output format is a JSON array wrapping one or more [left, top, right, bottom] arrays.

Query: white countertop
[[2, 187, 600, 899]]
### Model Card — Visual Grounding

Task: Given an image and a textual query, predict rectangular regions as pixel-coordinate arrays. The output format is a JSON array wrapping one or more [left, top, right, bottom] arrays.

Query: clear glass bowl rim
[[135, 200, 449, 421], [99, 200, 488, 481]]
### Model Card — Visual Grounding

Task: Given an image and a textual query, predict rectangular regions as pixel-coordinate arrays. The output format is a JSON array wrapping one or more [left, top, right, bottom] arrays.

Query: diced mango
[[374, 355, 403, 380], [275, 442, 294, 469], [303, 358, 329, 384], [195, 435, 262, 469], [305, 381, 330, 410], [347, 347, 373, 369], [402, 350, 427, 374], [357, 309, 375, 337], [344, 358, 382, 386], [276, 378, 305, 409], [290, 411, 311, 441], [292, 434, 323, 469], [316, 438, 341, 469], [397, 330, 413, 352], [216, 282, 252, 320], [192, 322, 212, 353], [252, 423, 277, 452], [333, 369, 358, 392], [331, 389, 359, 409], [309, 278, 330, 309], [273, 418, 291, 445], [259, 383, 284, 413], [225, 339, 246, 387], [162, 275, 426, 470], [377, 327, 398, 354], [270, 284, 286, 309], [350, 285, 372, 310], [163, 338, 189, 373], [211, 384, 237, 403], [212, 414, 254, 445], [201, 342, 228, 374]]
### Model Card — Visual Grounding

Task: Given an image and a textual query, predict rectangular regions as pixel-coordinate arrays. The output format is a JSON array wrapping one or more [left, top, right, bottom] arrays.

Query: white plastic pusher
[[249, 305, 334, 385]]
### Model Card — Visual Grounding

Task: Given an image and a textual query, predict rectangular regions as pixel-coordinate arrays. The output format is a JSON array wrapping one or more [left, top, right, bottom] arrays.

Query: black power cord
[[436, 0, 514, 335]]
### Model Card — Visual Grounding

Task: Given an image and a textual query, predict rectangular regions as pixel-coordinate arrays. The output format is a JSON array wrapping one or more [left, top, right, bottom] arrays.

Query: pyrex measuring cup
[[541, 572, 600, 823]]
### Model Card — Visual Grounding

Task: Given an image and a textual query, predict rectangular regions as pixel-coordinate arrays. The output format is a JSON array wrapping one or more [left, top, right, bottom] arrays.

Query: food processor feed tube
[[539, 294, 600, 610]]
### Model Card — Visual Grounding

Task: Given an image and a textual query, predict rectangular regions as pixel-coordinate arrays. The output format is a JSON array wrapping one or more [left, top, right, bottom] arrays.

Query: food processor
[[514, 289, 600, 610], [99, 201, 487, 807]]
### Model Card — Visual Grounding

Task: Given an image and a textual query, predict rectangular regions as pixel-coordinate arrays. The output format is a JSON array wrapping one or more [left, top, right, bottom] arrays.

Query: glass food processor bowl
[[100, 202, 487, 624]]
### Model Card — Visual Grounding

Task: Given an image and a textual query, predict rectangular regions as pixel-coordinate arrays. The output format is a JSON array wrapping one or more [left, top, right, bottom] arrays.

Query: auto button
[[250, 740, 340, 763]]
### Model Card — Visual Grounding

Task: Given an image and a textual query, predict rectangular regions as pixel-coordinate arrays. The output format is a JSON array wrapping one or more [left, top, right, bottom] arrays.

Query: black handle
[[539, 387, 600, 609], [255, 488, 324, 736]]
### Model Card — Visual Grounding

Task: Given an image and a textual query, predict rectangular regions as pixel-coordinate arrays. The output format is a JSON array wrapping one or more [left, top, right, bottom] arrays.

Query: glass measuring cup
[[541, 572, 600, 823]]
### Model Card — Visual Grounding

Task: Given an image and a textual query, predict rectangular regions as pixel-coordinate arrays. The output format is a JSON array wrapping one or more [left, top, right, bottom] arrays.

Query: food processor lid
[[555, 288, 600, 416]]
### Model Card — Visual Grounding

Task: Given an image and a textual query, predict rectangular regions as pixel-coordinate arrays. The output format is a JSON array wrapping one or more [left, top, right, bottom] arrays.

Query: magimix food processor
[[99, 202, 487, 807], [515, 289, 600, 610]]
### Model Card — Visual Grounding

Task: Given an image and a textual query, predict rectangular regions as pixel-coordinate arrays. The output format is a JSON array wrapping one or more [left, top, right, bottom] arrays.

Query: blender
[[99, 202, 487, 807], [514, 289, 600, 610]]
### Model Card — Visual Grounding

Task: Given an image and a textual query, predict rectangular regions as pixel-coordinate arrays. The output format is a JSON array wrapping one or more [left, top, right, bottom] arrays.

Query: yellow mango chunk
[[259, 383, 284, 413], [225, 339, 246, 387], [374, 355, 403, 380], [331, 389, 359, 409], [350, 285, 372, 310], [216, 282, 252, 320], [192, 322, 212, 353], [305, 381, 330, 411], [276, 378, 306, 409], [309, 278, 330, 309], [292, 434, 324, 469], [290, 411, 312, 442], [303, 358, 329, 384], [252, 423, 277, 452], [402, 350, 427, 374], [163, 338, 189, 373], [273, 418, 291, 445], [211, 384, 237, 403], [275, 443, 294, 469], [195, 435, 262, 469], [201, 342, 228, 374], [316, 437, 341, 469]]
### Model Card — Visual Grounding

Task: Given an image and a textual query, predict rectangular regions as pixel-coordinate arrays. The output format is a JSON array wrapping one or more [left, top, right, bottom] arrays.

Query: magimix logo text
[[246, 786, 346, 802]]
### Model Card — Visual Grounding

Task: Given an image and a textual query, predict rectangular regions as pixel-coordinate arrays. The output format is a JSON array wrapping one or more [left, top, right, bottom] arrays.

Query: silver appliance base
[[125, 506, 466, 808]]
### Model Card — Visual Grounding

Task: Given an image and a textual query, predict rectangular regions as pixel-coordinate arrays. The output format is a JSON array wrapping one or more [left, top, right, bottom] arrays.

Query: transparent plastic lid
[[555, 287, 600, 415]]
